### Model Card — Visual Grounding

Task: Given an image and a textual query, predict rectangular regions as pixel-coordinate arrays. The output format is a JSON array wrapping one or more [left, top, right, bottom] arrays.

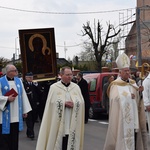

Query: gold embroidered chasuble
[[36, 81, 85, 150], [103, 77, 148, 150]]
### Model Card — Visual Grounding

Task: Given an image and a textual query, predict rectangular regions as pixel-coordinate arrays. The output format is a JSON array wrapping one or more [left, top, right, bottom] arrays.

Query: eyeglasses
[[64, 74, 73, 77], [9, 69, 18, 72]]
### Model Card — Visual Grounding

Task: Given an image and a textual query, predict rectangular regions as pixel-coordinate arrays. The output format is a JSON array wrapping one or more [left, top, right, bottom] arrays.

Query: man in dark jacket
[[102, 75, 114, 115], [23, 72, 41, 139], [76, 72, 91, 124]]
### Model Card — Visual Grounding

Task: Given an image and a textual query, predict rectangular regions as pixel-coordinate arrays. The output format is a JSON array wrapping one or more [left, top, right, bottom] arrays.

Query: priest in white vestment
[[0, 64, 32, 150], [142, 71, 150, 135], [103, 53, 148, 150], [36, 66, 84, 150]]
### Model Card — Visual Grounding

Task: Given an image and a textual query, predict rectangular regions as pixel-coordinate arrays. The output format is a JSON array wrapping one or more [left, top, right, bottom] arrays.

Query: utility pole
[[64, 41, 67, 59], [136, 7, 142, 66], [15, 37, 18, 59], [13, 53, 15, 64]]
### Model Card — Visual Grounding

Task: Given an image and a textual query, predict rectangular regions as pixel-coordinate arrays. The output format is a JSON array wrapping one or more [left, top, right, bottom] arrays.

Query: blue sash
[[0, 76, 23, 134]]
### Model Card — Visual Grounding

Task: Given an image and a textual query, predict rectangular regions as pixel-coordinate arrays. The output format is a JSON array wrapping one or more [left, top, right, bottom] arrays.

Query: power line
[[0, 6, 136, 48], [56, 43, 84, 47], [0, 5, 135, 15], [57, 14, 135, 48]]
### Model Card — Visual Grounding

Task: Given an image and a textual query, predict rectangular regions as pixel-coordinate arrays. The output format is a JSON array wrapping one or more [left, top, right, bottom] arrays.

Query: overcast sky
[[0, 0, 136, 60]]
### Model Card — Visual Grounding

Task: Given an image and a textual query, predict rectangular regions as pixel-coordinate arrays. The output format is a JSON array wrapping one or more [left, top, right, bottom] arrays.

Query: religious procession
[[1, 49, 150, 150], [1, 1, 150, 148]]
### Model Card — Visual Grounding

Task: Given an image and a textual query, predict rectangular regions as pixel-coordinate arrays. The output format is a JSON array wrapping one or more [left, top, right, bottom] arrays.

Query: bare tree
[[78, 42, 95, 61], [82, 20, 121, 72]]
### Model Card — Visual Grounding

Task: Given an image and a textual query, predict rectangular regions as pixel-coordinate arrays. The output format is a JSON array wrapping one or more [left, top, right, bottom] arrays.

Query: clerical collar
[[121, 78, 129, 83], [7, 76, 14, 81], [61, 81, 70, 87]]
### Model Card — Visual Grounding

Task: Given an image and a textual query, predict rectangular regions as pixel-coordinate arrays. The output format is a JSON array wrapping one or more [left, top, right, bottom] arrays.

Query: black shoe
[[27, 135, 34, 139], [85, 120, 88, 124]]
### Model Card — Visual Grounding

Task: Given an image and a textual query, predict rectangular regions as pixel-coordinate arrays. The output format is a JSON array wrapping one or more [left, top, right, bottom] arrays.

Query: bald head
[[6, 64, 15, 72]]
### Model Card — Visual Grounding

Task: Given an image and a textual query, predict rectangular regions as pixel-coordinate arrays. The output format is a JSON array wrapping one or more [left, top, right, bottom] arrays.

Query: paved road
[[19, 118, 108, 150], [19, 118, 150, 150]]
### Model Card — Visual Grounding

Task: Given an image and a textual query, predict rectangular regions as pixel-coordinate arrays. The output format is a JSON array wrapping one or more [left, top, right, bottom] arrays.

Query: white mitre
[[116, 53, 130, 69]]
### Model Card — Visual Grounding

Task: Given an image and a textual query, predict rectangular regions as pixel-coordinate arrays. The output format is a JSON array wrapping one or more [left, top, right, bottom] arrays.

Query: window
[[89, 78, 96, 92]]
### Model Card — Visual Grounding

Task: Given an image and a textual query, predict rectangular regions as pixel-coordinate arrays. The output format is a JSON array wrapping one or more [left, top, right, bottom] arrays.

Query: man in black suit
[[102, 75, 114, 115], [23, 72, 41, 139], [76, 72, 91, 124]]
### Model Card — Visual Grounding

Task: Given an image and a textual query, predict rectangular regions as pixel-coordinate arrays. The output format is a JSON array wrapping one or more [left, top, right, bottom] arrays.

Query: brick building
[[125, 0, 150, 64]]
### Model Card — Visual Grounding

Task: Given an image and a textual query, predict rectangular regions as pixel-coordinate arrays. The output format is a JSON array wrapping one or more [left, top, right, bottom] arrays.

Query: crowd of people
[[0, 52, 150, 149]]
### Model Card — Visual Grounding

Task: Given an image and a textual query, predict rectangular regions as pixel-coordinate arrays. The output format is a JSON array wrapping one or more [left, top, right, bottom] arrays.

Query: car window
[[89, 78, 96, 92]]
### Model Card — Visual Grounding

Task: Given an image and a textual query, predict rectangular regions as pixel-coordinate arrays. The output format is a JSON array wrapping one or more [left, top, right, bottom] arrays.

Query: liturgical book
[[4, 88, 18, 97]]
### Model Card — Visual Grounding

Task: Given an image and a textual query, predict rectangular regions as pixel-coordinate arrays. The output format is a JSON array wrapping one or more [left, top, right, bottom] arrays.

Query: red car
[[83, 72, 118, 118]]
